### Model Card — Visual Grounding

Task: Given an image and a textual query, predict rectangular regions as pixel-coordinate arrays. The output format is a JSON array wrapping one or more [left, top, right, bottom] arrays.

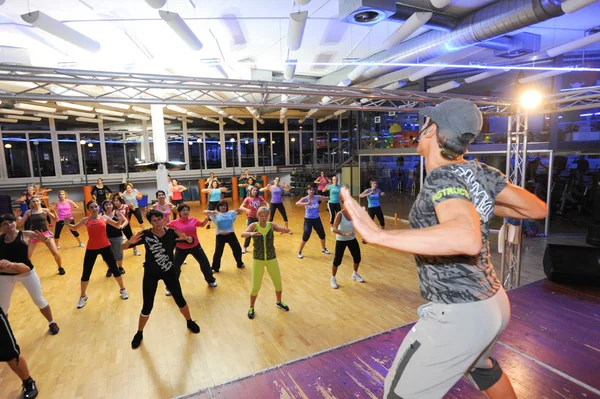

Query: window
[[257, 132, 272, 167], [167, 132, 185, 163], [289, 133, 300, 165], [29, 133, 55, 177], [105, 133, 126, 174], [187, 133, 205, 171], [272, 132, 285, 166], [240, 133, 254, 168], [2, 133, 31, 178], [205, 133, 222, 169], [224, 133, 239, 169], [125, 134, 145, 171], [80, 133, 103, 175], [302, 131, 312, 165], [58, 134, 80, 175]]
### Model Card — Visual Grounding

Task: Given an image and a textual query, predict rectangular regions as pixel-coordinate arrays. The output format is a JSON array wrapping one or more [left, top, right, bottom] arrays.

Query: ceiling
[[0, 0, 600, 121]]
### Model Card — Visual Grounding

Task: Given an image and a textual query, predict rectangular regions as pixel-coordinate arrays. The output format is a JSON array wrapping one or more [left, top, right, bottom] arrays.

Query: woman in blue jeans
[[295, 186, 330, 259]]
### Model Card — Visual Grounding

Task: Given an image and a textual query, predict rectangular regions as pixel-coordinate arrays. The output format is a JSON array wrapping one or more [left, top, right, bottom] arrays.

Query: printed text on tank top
[[304, 197, 320, 219], [146, 228, 173, 272]]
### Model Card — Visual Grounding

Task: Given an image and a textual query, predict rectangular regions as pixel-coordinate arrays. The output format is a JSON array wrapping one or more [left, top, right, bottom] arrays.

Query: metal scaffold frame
[[499, 109, 528, 290]]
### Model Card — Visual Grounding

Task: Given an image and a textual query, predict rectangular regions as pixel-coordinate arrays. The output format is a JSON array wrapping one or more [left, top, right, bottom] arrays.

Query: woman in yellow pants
[[240, 206, 291, 319]]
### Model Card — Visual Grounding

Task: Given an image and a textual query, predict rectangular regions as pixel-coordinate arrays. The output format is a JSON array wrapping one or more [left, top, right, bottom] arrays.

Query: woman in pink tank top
[[52, 190, 84, 249], [152, 190, 175, 224]]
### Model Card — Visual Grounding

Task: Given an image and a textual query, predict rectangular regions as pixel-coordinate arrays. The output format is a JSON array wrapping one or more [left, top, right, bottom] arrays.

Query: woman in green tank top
[[240, 206, 291, 319]]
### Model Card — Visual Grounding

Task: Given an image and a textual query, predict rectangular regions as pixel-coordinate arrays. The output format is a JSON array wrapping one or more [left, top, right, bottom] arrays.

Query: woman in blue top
[[323, 175, 341, 224], [260, 177, 292, 230], [203, 200, 245, 272], [202, 180, 228, 230], [295, 186, 330, 259], [359, 180, 386, 229]]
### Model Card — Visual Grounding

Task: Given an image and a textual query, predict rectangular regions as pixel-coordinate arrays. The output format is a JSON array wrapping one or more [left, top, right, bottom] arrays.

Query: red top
[[242, 196, 266, 218], [171, 185, 183, 201], [86, 216, 111, 250], [168, 217, 204, 249]]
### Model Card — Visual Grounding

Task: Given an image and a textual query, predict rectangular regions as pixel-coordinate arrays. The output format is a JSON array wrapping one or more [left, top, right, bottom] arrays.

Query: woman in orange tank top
[[68, 201, 130, 309]]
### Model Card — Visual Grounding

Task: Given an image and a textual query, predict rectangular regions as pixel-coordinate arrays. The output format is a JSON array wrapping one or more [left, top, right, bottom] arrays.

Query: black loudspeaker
[[0, 195, 11, 215], [543, 244, 600, 286]]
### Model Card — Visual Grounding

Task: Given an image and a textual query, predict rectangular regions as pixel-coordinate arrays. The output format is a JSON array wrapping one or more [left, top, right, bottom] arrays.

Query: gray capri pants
[[384, 287, 511, 398], [109, 236, 124, 261]]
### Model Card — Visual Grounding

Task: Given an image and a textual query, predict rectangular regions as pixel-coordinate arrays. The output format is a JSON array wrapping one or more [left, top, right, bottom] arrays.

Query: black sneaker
[[276, 301, 290, 311], [48, 322, 59, 335], [237, 263, 245, 269], [119, 267, 126, 275], [58, 267, 66, 275], [22, 378, 38, 399], [247, 307, 255, 319], [106, 269, 112, 278], [131, 331, 143, 349], [186, 320, 200, 333], [206, 224, 211, 229]]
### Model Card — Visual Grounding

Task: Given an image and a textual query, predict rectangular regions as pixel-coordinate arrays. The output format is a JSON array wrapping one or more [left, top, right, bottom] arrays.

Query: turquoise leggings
[[251, 258, 282, 296]]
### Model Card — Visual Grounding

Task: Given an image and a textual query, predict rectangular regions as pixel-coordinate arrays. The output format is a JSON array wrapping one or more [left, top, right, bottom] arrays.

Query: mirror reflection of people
[[573, 155, 589, 183]]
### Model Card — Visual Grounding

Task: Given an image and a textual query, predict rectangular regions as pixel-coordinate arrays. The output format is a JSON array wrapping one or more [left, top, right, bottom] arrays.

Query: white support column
[[253, 118, 259, 170], [0, 128, 7, 180], [76, 132, 84, 177], [182, 120, 190, 170], [49, 119, 61, 178], [284, 119, 289, 166], [141, 120, 150, 162], [26, 132, 34, 179], [98, 119, 107, 175], [151, 104, 169, 195], [219, 117, 226, 170]]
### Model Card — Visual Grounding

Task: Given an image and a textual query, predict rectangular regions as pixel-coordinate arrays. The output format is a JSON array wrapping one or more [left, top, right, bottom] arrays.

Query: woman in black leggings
[[203, 200, 245, 272], [69, 201, 129, 309], [123, 209, 201, 349], [112, 194, 141, 256], [360, 180, 386, 229]]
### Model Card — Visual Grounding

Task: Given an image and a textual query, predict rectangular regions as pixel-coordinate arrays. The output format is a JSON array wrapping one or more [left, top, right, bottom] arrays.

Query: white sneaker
[[77, 296, 88, 309], [352, 272, 365, 283], [56, 245, 61, 249], [330, 277, 338, 289], [209, 281, 217, 287], [183, 261, 187, 265], [133, 248, 141, 256], [122, 236, 127, 242], [322, 249, 331, 255], [120, 288, 130, 300], [297, 252, 303, 259], [79, 242, 85, 248], [242, 247, 247, 254], [165, 289, 172, 296]]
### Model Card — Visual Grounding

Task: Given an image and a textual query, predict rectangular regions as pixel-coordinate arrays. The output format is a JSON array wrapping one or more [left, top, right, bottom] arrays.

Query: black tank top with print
[[0, 232, 34, 275]]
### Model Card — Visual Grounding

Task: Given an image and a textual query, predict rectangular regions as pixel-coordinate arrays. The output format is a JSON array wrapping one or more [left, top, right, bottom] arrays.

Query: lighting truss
[[540, 86, 600, 114], [0, 65, 512, 114]]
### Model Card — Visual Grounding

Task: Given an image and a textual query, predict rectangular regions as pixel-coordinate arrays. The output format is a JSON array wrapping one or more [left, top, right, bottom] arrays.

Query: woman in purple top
[[295, 186, 330, 259], [260, 177, 292, 230]]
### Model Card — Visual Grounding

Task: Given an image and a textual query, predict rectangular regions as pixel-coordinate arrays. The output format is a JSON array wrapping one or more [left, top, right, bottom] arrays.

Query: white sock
[[48, 320, 55, 325]]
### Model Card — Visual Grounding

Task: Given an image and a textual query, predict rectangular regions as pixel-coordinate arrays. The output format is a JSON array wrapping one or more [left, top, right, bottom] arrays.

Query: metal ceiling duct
[[320, 0, 564, 86]]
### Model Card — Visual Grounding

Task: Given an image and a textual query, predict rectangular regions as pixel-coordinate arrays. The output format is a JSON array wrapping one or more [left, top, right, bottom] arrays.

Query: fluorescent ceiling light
[[127, 114, 150, 121], [21, 11, 101, 53], [205, 105, 229, 116], [15, 103, 57, 113], [163, 119, 171, 124], [34, 113, 68, 120], [228, 116, 245, 125], [0, 109, 25, 115], [100, 116, 126, 122], [99, 102, 130, 110], [76, 117, 100, 123], [178, 117, 193, 123], [95, 108, 125, 116], [284, 60, 297, 80], [518, 70, 569, 84], [427, 80, 460, 93], [408, 65, 446, 81], [159, 10, 203, 51], [464, 69, 508, 84], [132, 106, 151, 114], [333, 110, 346, 116], [561, 0, 597, 13], [0, 118, 18, 123], [187, 111, 203, 118], [547, 32, 600, 57], [145, 0, 166, 9], [383, 81, 407, 90], [288, 11, 308, 51], [64, 110, 96, 118], [32, 100, 48, 104], [431, 0, 452, 7], [202, 116, 219, 123], [166, 105, 188, 113], [163, 115, 176, 120], [383, 12, 431, 50], [56, 101, 93, 111], [294, 0, 311, 4], [4, 115, 41, 121]]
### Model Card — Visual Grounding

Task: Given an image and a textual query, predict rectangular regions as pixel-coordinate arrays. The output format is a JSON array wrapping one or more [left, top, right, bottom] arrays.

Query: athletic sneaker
[[120, 288, 129, 300], [106, 269, 112, 278], [247, 307, 255, 319], [242, 247, 247, 254], [276, 301, 289, 311], [79, 242, 85, 248], [49, 322, 60, 335], [206, 224, 211, 230], [56, 245, 60, 249], [297, 252, 303, 259], [212, 268, 220, 273], [330, 276, 338, 289], [133, 248, 141, 256], [22, 378, 38, 399], [77, 296, 88, 309], [119, 267, 126, 274], [237, 263, 245, 269], [186, 320, 200, 333], [352, 272, 365, 283], [209, 281, 218, 287], [131, 331, 143, 349], [58, 267, 66, 275], [322, 249, 331, 255], [165, 289, 172, 296]]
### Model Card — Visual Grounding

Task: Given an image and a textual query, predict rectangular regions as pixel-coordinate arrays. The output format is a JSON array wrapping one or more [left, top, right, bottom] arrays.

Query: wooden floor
[[0, 197, 552, 399], [185, 280, 600, 399]]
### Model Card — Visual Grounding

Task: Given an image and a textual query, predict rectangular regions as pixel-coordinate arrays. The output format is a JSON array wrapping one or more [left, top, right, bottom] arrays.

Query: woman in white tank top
[[330, 208, 364, 289]]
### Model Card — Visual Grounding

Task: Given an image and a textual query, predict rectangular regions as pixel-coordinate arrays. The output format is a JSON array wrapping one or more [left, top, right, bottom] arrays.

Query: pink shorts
[[31, 230, 53, 243]]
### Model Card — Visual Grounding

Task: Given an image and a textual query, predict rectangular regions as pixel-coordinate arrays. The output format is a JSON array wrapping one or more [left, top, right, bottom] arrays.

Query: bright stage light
[[520, 89, 542, 109]]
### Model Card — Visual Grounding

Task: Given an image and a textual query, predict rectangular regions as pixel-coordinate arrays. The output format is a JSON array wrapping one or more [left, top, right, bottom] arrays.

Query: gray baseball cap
[[419, 98, 483, 148]]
